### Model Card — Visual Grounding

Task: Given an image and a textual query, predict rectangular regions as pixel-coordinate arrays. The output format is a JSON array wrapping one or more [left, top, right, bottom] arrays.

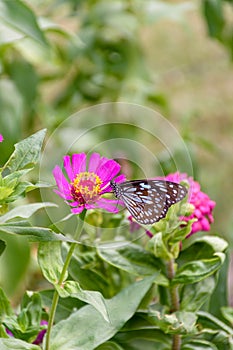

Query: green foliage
[[49, 276, 155, 350], [0, 1, 232, 349], [0, 240, 6, 256], [202, 0, 233, 58], [0, 0, 48, 46], [38, 241, 110, 321], [0, 338, 40, 350], [172, 253, 225, 285], [2, 291, 45, 343], [3, 129, 46, 173], [97, 243, 167, 283]]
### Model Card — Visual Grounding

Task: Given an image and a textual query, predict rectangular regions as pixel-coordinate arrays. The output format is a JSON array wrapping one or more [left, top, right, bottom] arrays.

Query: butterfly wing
[[117, 180, 187, 225]]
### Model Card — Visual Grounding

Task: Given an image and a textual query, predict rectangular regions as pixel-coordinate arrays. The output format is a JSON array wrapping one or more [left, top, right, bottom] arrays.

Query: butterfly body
[[110, 179, 187, 225]]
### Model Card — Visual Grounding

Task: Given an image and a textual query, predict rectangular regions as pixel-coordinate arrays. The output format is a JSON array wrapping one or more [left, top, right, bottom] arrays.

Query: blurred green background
[[0, 0, 232, 301]]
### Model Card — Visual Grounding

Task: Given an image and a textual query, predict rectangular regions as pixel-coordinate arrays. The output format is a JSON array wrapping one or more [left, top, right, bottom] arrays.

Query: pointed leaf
[[0, 0, 48, 46], [197, 310, 233, 335], [150, 231, 173, 260], [182, 339, 218, 350], [0, 287, 13, 317], [40, 289, 85, 323], [98, 243, 168, 286], [96, 342, 124, 350], [49, 276, 156, 350], [180, 276, 216, 312], [4, 129, 46, 172], [221, 306, 233, 325], [0, 338, 40, 350], [0, 223, 75, 242], [38, 242, 66, 284], [172, 253, 225, 285], [0, 202, 57, 223], [183, 235, 228, 253], [56, 280, 109, 322]]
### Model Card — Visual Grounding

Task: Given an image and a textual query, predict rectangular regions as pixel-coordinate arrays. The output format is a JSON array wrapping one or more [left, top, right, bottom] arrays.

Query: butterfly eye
[[111, 179, 187, 225]]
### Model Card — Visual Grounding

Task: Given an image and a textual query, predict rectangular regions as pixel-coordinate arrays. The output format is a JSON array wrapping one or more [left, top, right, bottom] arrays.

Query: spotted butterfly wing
[[110, 179, 187, 225]]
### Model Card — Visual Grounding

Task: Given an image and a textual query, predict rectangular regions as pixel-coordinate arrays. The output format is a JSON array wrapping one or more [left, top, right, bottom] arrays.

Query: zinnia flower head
[[53, 152, 126, 214], [0, 134, 3, 142], [164, 172, 215, 235]]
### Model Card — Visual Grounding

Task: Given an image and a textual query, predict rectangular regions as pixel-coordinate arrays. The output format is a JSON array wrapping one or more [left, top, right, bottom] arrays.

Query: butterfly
[[110, 179, 187, 225]]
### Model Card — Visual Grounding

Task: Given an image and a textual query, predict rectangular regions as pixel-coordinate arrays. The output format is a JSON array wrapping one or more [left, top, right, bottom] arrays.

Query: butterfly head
[[110, 180, 122, 198]]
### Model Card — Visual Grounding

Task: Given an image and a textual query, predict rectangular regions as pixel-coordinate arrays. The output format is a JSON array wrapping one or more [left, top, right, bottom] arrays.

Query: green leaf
[[149, 232, 173, 260], [38, 242, 66, 284], [147, 310, 197, 335], [0, 325, 8, 338], [56, 280, 109, 322], [4, 292, 43, 342], [97, 243, 168, 286], [0, 0, 48, 46], [4, 129, 46, 172], [0, 202, 57, 224], [68, 251, 110, 295], [96, 342, 124, 350], [49, 276, 155, 350], [208, 250, 229, 319], [180, 276, 216, 312], [7, 60, 39, 106], [40, 289, 85, 323], [197, 310, 233, 335], [0, 222, 75, 242], [0, 186, 14, 201], [115, 329, 170, 349], [221, 306, 233, 325], [0, 239, 6, 256], [0, 338, 40, 350], [20, 292, 42, 327], [172, 253, 225, 285], [182, 339, 219, 350], [202, 0, 225, 39], [0, 234, 30, 297], [0, 287, 13, 318], [183, 235, 228, 253], [197, 311, 233, 348]]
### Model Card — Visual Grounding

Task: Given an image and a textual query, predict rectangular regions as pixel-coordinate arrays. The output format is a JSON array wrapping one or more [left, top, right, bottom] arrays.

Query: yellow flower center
[[71, 172, 102, 205]]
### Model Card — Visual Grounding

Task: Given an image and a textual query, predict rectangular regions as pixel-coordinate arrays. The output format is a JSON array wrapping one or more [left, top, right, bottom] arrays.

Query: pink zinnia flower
[[0, 134, 3, 142], [164, 172, 215, 235], [53, 152, 126, 214]]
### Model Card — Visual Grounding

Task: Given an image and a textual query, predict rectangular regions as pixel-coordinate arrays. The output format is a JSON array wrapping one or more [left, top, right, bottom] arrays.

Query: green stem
[[45, 210, 86, 350], [167, 258, 181, 350]]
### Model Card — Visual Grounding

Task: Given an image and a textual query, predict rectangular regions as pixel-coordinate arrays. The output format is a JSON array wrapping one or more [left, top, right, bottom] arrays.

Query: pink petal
[[72, 153, 86, 177], [68, 201, 81, 207], [71, 206, 84, 214], [86, 198, 121, 213], [96, 159, 121, 183], [114, 174, 127, 183], [63, 155, 74, 181], [88, 153, 101, 173], [101, 174, 126, 193], [201, 217, 210, 231], [54, 189, 72, 200], [208, 214, 214, 223], [53, 166, 71, 197], [209, 200, 216, 209], [0, 134, 3, 143]]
